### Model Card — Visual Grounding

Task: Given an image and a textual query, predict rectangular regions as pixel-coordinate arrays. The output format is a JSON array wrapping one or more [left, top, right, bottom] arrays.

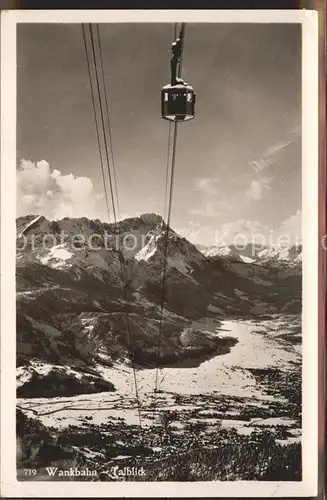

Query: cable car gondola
[[161, 24, 196, 122]]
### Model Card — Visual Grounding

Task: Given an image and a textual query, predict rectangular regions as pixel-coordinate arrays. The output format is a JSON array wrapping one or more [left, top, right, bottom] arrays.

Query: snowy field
[[18, 317, 302, 442]]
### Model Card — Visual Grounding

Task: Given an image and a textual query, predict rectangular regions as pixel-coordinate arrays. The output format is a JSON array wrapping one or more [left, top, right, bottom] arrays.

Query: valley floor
[[17, 315, 302, 481]]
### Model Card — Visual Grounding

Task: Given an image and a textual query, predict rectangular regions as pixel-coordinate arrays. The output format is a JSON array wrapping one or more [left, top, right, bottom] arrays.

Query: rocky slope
[[16, 213, 302, 398]]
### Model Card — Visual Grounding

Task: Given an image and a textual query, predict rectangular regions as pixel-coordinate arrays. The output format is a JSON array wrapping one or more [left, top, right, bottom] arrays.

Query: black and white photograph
[[0, 9, 319, 498]]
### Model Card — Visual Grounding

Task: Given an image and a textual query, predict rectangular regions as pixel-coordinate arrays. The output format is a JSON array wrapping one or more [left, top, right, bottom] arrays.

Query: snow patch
[[134, 235, 158, 262], [17, 361, 55, 386], [239, 255, 256, 264], [234, 289, 249, 301], [207, 304, 224, 314], [249, 276, 273, 287], [38, 244, 74, 268], [251, 417, 296, 427], [17, 215, 43, 238], [293, 252, 302, 263]]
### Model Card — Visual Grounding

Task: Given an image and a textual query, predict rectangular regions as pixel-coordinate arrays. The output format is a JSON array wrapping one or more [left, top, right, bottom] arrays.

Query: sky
[[17, 22, 302, 246]]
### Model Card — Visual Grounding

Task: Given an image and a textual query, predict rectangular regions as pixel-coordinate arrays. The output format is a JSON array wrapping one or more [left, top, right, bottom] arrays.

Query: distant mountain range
[[16, 213, 302, 398], [196, 243, 302, 267]]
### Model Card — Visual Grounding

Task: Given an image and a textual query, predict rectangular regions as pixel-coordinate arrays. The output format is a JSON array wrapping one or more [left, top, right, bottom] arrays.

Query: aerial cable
[[87, 24, 118, 224], [90, 23, 143, 428], [153, 122, 179, 399], [93, 25, 143, 428], [82, 23, 143, 429], [95, 24, 121, 220], [81, 24, 112, 221], [152, 23, 186, 402], [84, 23, 143, 429], [166, 123, 178, 230], [163, 122, 173, 222]]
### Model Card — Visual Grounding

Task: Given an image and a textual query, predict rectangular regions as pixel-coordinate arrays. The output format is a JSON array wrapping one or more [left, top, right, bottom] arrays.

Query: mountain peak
[[139, 213, 164, 225]]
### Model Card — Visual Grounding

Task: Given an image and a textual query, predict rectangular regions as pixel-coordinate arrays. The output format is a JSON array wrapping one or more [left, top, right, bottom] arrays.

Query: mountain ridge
[[16, 213, 302, 398], [196, 243, 302, 267]]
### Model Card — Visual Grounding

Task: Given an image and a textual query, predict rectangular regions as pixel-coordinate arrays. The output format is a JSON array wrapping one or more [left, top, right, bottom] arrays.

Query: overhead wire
[[81, 24, 112, 221], [163, 122, 174, 223], [95, 24, 121, 220], [82, 23, 143, 429], [87, 23, 118, 224], [83, 19, 188, 429], [152, 23, 185, 405]]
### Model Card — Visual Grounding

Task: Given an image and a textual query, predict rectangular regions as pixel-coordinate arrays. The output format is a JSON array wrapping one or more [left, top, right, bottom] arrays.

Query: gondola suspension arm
[[161, 23, 195, 123]]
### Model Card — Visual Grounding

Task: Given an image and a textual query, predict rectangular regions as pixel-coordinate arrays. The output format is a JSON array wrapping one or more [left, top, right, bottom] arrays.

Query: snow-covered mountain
[[257, 245, 302, 265], [16, 214, 302, 398], [197, 243, 302, 267]]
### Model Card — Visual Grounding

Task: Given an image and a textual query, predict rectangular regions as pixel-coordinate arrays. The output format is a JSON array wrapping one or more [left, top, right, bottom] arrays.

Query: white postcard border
[[0, 9, 319, 498]]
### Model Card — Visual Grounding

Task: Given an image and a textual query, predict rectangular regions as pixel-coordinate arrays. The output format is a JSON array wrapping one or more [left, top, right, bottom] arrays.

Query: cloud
[[248, 158, 274, 173], [274, 209, 302, 244], [176, 220, 217, 246], [263, 139, 293, 158], [218, 219, 271, 245], [216, 211, 302, 247], [17, 159, 106, 220], [221, 219, 270, 234], [248, 126, 300, 174], [189, 200, 224, 217], [193, 177, 220, 196], [246, 176, 272, 201], [190, 177, 228, 217]]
